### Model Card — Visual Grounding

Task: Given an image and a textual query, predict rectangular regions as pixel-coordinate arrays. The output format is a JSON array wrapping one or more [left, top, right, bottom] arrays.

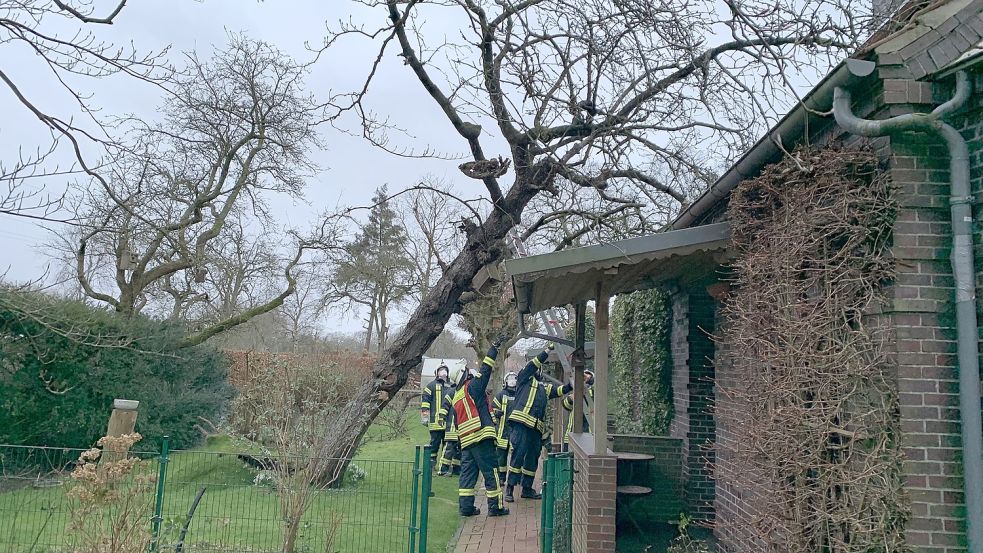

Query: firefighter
[[421, 364, 451, 467], [505, 343, 572, 502], [452, 336, 510, 517], [562, 370, 595, 450], [493, 371, 518, 478], [437, 382, 461, 476]]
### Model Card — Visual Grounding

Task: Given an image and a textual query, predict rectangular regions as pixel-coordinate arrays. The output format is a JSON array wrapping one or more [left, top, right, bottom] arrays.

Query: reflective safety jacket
[[439, 386, 459, 440], [452, 346, 499, 448], [422, 378, 449, 431], [492, 388, 516, 449], [508, 350, 573, 432], [562, 385, 594, 444]]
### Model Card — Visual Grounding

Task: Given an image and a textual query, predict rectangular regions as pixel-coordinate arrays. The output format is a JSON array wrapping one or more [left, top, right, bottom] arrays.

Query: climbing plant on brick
[[611, 288, 673, 435], [723, 146, 908, 552]]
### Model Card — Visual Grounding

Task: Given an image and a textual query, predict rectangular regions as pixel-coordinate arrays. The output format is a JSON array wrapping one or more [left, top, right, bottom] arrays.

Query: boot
[[521, 487, 542, 500], [504, 485, 515, 503], [489, 506, 510, 517], [460, 506, 481, 517]]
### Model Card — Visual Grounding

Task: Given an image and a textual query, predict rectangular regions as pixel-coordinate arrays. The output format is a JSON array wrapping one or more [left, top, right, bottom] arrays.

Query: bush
[[0, 287, 232, 452]]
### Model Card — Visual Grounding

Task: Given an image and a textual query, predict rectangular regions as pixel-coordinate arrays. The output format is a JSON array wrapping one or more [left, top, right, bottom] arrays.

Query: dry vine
[[721, 146, 909, 552]]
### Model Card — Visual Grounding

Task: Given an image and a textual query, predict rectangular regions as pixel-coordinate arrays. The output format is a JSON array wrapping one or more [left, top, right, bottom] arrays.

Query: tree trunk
[[315, 181, 540, 482]]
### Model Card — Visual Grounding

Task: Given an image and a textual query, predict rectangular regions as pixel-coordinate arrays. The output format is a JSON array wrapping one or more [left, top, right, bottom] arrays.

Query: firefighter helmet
[[448, 365, 464, 387], [504, 371, 518, 390]]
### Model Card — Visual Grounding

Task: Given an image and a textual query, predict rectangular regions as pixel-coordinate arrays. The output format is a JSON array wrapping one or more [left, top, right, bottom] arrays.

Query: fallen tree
[[313, 0, 873, 474]]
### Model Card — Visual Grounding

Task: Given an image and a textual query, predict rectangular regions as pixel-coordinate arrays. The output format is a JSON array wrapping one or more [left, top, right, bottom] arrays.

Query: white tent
[[419, 357, 467, 390]]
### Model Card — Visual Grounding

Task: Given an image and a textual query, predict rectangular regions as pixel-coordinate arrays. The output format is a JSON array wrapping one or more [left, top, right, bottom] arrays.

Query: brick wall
[[610, 434, 685, 523], [882, 78, 983, 551], [711, 307, 775, 552], [570, 436, 618, 553], [669, 287, 717, 522]]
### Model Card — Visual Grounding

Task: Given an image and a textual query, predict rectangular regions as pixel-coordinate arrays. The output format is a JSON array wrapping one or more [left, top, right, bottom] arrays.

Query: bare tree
[[399, 179, 466, 301], [276, 265, 332, 352], [310, 0, 871, 468], [0, 1, 167, 222], [52, 36, 323, 346]]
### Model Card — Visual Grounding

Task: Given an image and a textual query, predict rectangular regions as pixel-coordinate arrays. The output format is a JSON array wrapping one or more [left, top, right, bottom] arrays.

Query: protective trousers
[[507, 424, 541, 488], [428, 430, 445, 464], [496, 445, 510, 478], [458, 440, 503, 513], [439, 440, 461, 474]]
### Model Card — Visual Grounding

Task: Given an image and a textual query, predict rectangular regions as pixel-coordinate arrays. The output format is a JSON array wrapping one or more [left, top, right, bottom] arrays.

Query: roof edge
[[669, 58, 876, 230]]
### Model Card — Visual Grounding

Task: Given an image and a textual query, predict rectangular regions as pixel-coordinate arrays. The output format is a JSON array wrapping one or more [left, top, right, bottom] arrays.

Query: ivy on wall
[[610, 288, 673, 435]]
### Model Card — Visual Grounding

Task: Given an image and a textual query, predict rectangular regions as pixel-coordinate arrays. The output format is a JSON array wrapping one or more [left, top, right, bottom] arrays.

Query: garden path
[[451, 483, 541, 553]]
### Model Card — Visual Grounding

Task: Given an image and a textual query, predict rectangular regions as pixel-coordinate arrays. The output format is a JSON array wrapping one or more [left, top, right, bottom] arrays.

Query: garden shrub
[[0, 287, 232, 452], [610, 287, 673, 435]]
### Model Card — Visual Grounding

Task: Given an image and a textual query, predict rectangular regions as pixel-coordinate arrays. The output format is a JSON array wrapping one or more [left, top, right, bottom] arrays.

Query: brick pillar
[[670, 287, 717, 522], [571, 436, 617, 553], [888, 128, 974, 552]]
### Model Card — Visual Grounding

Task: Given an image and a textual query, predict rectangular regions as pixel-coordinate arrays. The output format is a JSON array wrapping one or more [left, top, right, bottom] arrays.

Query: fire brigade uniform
[[562, 383, 594, 448], [453, 344, 509, 517], [438, 386, 462, 475], [422, 376, 449, 465], [492, 385, 516, 478], [506, 347, 572, 499]]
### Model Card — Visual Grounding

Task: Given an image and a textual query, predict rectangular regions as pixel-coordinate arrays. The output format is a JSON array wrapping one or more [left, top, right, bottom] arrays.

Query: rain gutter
[[670, 58, 877, 230]]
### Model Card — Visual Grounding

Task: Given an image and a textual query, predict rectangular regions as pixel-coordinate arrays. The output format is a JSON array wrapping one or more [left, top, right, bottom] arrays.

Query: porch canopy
[[504, 221, 731, 453]]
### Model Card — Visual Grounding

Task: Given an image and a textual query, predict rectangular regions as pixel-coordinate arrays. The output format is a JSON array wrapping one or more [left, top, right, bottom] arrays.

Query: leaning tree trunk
[[315, 179, 541, 484]]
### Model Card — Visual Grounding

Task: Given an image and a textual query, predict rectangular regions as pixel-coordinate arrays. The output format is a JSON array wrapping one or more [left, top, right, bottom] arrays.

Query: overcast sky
[[1, 0, 510, 333], [1, 0, 838, 337]]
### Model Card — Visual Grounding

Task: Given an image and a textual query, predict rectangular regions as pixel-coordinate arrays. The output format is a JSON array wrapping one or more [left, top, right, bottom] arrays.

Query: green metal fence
[[541, 452, 573, 553], [0, 441, 433, 553]]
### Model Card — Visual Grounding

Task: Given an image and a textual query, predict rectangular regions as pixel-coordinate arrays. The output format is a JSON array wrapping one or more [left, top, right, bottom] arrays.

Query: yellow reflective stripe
[[521, 468, 536, 477], [460, 427, 496, 448], [508, 466, 522, 474], [509, 410, 538, 427], [421, 401, 431, 409], [483, 356, 495, 368], [532, 357, 542, 369], [459, 489, 476, 497]]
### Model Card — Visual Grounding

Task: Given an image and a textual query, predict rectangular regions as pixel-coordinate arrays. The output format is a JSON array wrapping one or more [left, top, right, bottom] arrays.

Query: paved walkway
[[453, 489, 541, 553]]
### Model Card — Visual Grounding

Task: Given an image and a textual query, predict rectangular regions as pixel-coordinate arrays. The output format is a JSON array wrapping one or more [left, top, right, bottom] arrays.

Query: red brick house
[[506, 1, 983, 551]]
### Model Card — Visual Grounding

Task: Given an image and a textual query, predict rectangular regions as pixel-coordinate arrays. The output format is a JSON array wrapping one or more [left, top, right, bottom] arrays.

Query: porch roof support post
[[572, 302, 586, 435], [593, 282, 610, 455]]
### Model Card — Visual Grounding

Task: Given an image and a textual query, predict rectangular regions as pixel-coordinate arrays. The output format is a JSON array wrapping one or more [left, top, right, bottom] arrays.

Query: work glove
[[492, 334, 508, 348], [546, 341, 556, 351]]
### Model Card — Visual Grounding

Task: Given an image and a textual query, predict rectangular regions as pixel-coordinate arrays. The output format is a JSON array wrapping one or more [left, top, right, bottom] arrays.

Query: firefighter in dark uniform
[[505, 343, 572, 502], [492, 371, 518, 479], [452, 336, 510, 517], [562, 370, 594, 450], [421, 364, 450, 467], [438, 383, 462, 476]]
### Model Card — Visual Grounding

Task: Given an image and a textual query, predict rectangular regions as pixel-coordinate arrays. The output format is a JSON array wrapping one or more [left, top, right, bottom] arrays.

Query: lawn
[[0, 418, 460, 553]]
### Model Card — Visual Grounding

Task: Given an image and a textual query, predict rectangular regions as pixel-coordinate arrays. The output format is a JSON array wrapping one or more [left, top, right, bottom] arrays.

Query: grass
[[0, 418, 461, 553]]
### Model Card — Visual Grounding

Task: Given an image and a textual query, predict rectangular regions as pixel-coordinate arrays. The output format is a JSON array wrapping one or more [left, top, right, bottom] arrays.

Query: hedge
[[0, 287, 232, 451]]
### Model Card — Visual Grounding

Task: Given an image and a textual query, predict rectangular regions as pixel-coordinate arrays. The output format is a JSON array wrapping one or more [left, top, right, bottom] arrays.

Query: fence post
[[150, 435, 170, 552], [408, 445, 422, 553], [419, 445, 432, 553], [564, 454, 573, 545], [541, 454, 555, 553]]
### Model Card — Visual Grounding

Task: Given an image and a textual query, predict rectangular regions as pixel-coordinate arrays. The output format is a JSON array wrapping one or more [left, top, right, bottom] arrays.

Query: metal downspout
[[833, 71, 982, 552]]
